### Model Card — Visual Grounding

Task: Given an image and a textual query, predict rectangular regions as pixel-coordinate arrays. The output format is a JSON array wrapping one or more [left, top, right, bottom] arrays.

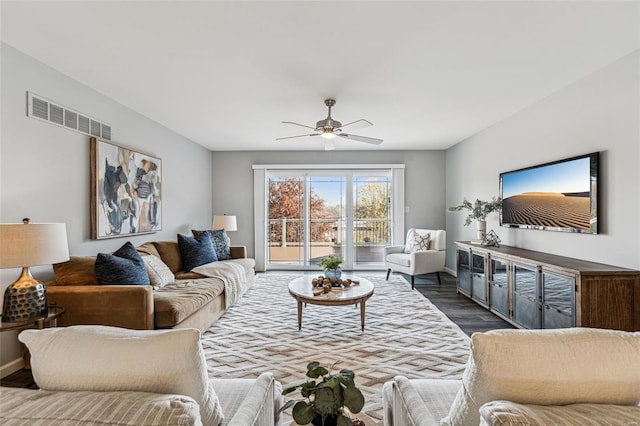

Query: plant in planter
[[319, 255, 343, 279], [448, 197, 502, 239], [281, 361, 365, 426]]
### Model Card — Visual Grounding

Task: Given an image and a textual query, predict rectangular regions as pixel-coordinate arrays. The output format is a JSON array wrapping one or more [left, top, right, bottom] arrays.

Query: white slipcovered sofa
[[0, 326, 282, 426], [382, 328, 640, 425]]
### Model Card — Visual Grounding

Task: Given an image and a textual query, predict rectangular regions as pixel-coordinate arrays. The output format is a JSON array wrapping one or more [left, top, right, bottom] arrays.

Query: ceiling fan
[[276, 99, 383, 151]]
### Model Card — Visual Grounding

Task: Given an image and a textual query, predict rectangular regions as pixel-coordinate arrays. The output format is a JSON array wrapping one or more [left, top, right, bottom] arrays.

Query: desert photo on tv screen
[[501, 156, 594, 232]]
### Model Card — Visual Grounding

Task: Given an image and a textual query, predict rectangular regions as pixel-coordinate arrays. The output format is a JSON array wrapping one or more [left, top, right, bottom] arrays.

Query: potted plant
[[448, 196, 502, 239], [281, 361, 365, 426], [319, 255, 343, 279]]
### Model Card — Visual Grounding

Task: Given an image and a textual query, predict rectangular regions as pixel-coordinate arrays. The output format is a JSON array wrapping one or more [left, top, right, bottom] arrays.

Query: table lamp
[[212, 215, 237, 244], [1, 219, 69, 322]]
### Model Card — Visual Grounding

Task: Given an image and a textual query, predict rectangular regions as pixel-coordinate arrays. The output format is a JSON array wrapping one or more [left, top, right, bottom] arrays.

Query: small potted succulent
[[319, 255, 343, 279], [281, 361, 365, 426]]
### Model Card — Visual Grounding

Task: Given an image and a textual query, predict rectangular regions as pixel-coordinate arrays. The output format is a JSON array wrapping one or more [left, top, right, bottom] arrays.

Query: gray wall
[[211, 150, 446, 259], [445, 51, 640, 270], [0, 44, 213, 369]]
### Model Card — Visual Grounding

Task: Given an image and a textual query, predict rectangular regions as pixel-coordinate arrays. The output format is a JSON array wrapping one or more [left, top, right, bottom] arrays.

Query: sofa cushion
[[137, 241, 162, 259], [193, 229, 231, 260], [95, 242, 150, 286], [19, 326, 224, 426], [442, 328, 640, 426], [178, 233, 218, 271], [152, 241, 184, 273], [142, 255, 175, 289], [386, 253, 412, 267], [53, 256, 99, 286], [222, 257, 256, 276], [153, 278, 225, 328], [405, 228, 430, 253], [479, 401, 640, 426], [0, 387, 201, 425]]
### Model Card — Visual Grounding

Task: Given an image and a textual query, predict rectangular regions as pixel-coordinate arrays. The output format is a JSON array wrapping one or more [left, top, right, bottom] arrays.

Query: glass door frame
[[252, 164, 405, 272]]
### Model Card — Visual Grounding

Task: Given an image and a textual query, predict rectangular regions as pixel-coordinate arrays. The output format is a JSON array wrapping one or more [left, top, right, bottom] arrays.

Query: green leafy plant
[[318, 256, 343, 271], [280, 361, 365, 426], [448, 196, 502, 226]]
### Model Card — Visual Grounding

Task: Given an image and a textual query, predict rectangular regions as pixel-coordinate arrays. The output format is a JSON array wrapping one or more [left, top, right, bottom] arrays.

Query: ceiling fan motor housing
[[316, 118, 342, 132]]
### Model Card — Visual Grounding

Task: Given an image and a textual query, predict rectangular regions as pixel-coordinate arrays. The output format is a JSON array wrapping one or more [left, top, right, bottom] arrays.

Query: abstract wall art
[[91, 137, 162, 239]]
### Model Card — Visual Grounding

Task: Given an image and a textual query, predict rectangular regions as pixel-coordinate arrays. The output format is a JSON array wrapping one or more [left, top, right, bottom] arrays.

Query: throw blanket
[[192, 261, 248, 308]]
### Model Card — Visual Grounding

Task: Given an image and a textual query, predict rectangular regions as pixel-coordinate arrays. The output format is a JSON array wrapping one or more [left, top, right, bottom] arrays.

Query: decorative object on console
[[0, 219, 69, 322], [281, 361, 365, 426], [319, 255, 343, 279], [91, 137, 162, 240], [482, 230, 501, 247], [448, 197, 502, 242]]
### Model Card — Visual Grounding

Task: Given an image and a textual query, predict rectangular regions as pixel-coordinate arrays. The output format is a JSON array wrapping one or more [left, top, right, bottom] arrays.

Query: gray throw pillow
[[95, 241, 150, 285], [192, 229, 231, 260], [177, 233, 218, 271]]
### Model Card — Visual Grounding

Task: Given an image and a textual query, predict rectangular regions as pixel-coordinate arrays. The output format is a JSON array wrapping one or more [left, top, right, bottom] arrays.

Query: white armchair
[[384, 229, 446, 289]]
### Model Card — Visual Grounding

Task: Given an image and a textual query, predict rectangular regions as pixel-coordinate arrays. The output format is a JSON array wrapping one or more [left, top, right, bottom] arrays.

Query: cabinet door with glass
[[471, 252, 488, 305], [489, 256, 510, 319], [541, 269, 575, 329], [512, 262, 540, 329], [456, 248, 471, 296]]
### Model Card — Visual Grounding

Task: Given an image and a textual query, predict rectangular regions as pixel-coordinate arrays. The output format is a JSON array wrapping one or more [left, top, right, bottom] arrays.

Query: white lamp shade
[[0, 223, 70, 269], [212, 215, 237, 232]]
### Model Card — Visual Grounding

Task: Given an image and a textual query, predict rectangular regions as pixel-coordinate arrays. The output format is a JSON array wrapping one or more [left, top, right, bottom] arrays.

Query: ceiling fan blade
[[337, 133, 383, 145], [338, 119, 373, 131], [282, 121, 316, 130], [324, 140, 335, 151], [276, 133, 320, 141]]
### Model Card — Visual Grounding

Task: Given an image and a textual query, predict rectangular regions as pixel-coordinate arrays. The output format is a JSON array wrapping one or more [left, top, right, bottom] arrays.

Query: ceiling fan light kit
[[277, 99, 383, 150]]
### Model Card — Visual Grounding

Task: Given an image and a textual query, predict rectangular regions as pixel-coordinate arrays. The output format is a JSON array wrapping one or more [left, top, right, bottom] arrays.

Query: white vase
[[476, 220, 487, 240]]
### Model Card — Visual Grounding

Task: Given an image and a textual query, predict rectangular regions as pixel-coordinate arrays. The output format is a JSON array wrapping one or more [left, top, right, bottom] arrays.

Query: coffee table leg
[[360, 301, 366, 331], [297, 300, 303, 331]]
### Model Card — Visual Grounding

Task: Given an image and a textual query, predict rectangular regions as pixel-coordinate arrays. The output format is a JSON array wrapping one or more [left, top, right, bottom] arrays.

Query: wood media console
[[455, 241, 640, 331]]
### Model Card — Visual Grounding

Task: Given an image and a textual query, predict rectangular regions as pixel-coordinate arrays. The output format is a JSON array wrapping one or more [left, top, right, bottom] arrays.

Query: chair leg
[[386, 269, 391, 280], [436, 271, 442, 286], [411, 275, 415, 289]]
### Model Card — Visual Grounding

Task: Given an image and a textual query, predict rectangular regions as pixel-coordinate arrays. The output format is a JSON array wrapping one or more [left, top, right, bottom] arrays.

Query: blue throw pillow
[[192, 229, 231, 260], [95, 241, 150, 285], [177, 233, 218, 271]]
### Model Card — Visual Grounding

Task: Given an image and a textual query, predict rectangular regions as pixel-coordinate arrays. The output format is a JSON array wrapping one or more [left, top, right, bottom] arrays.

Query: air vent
[[27, 92, 112, 140]]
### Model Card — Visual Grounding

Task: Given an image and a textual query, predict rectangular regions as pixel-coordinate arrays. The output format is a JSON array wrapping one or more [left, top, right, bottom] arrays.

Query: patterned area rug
[[201, 273, 470, 424]]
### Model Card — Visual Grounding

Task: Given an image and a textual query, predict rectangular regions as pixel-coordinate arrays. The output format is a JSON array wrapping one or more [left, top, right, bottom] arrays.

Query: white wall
[[211, 150, 446, 259], [0, 44, 213, 371], [445, 51, 640, 270]]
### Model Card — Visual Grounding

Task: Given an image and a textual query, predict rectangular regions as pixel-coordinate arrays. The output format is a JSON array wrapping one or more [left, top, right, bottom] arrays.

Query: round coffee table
[[288, 276, 374, 331]]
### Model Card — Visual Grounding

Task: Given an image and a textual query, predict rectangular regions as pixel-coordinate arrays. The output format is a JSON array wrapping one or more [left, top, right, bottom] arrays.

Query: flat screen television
[[500, 152, 599, 234]]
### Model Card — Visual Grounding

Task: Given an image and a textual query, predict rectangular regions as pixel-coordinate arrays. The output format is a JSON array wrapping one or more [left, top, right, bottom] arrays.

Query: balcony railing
[[268, 217, 391, 247]]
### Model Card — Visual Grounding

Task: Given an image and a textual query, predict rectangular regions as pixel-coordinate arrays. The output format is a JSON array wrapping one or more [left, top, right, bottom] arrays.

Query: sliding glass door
[[266, 170, 391, 270]]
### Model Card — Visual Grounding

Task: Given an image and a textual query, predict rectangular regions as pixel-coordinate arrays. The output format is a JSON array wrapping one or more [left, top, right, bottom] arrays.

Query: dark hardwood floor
[[408, 271, 515, 335], [1, 270, 513, 388]]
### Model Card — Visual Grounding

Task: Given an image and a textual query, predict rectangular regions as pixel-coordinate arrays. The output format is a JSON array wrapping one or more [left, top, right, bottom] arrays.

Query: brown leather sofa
[[47, 241, 255, 333]]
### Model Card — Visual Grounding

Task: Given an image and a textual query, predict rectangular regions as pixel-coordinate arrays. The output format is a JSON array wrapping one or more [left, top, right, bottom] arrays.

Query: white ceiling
[[1, 1, 639, 151]]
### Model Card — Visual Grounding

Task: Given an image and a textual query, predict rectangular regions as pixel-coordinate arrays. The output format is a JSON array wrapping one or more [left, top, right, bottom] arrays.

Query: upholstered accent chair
[[384, 229, 446, 289]]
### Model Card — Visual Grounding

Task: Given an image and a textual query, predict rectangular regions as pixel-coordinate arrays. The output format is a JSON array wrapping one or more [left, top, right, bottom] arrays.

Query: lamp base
[[2, 267, 47, 323]]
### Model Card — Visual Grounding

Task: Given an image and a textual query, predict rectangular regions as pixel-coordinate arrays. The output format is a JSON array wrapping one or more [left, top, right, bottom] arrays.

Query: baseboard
[[0, 357, 25, 379], [444, 266, 456, 277]]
